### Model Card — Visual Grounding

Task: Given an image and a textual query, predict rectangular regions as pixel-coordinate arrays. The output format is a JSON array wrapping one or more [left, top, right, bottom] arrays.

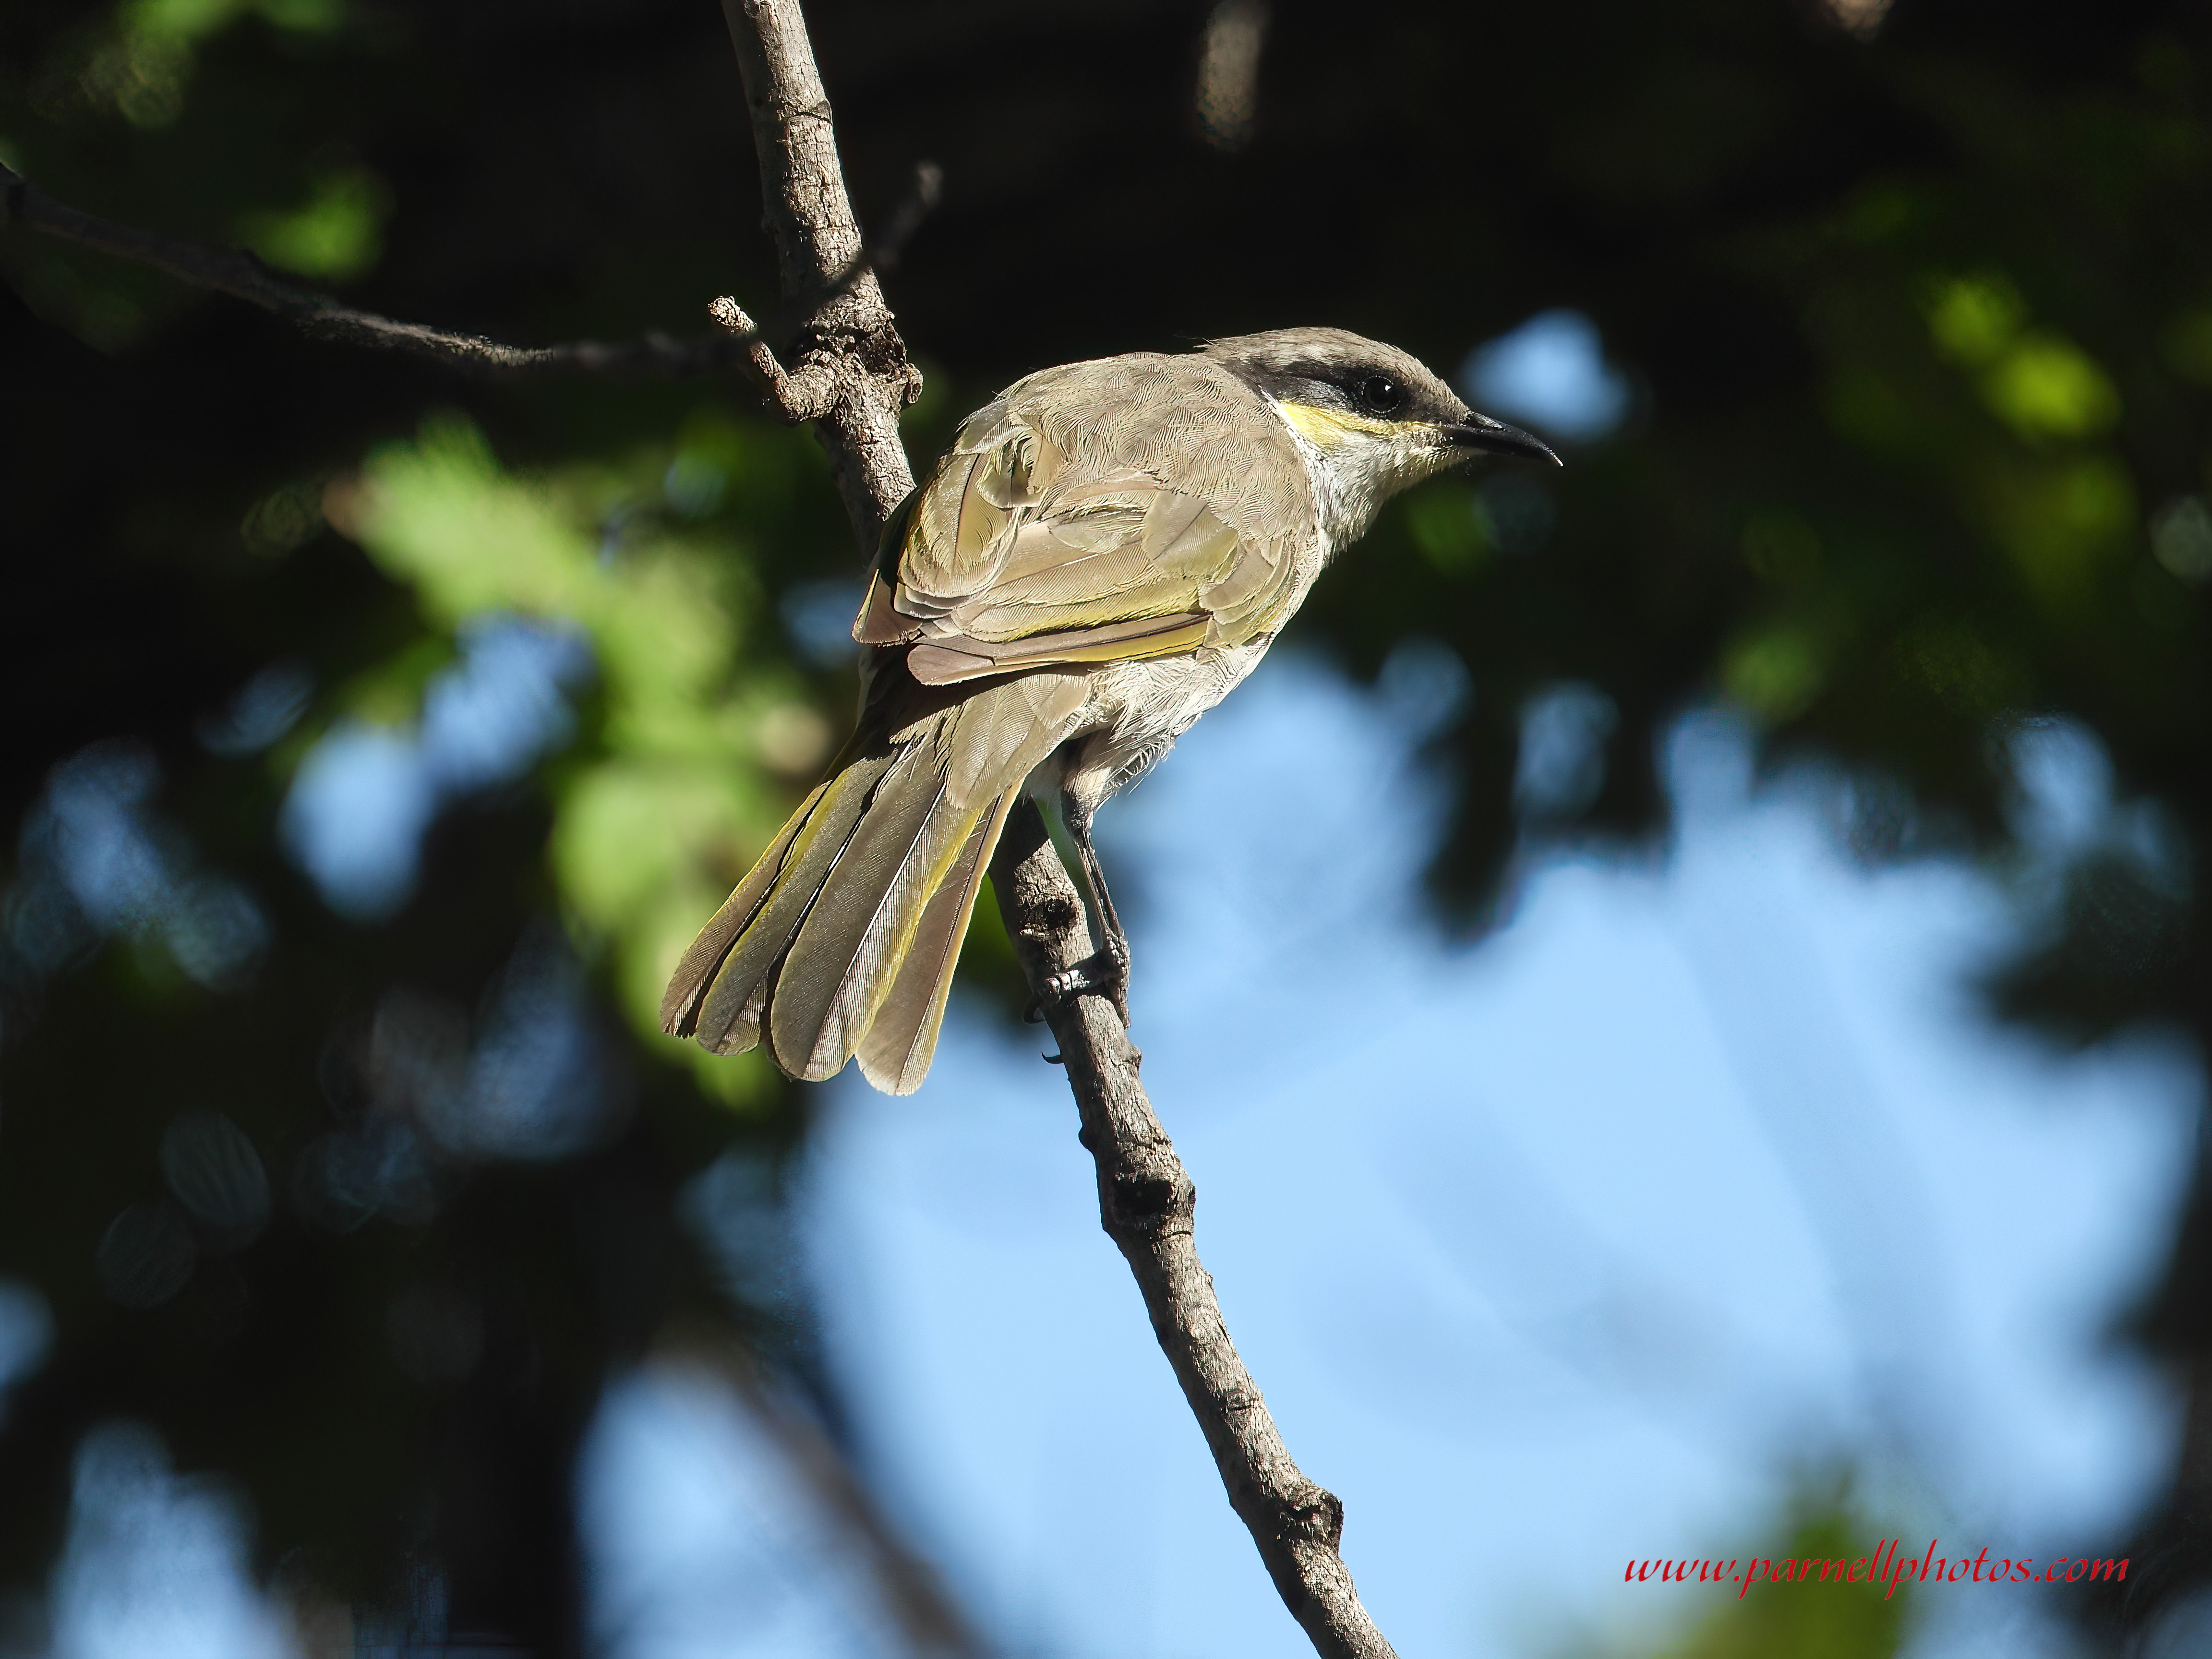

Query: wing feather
[[851, 355, 1317, 679]]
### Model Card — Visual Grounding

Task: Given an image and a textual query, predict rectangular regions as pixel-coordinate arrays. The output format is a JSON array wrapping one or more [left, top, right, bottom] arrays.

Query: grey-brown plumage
[[661, 327, 1557, 1093]]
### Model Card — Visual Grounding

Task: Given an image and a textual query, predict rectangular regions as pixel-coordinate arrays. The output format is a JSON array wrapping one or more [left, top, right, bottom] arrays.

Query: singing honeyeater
[[661, 327, 1558, 1093]]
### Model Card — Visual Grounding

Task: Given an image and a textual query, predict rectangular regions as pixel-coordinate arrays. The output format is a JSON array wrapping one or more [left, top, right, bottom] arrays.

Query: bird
[[660, 326, 1559, 1094]]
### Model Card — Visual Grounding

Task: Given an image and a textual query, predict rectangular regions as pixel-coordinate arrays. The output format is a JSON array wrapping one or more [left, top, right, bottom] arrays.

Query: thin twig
[[712, 1, 1405, 1649], [0, 160, 746, 382], [707, 293, 837, 420], [862, 161, 943, 276]]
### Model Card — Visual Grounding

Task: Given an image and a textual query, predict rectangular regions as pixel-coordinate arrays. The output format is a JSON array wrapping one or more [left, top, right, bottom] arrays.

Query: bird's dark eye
[[1356, 373, 1405, 417]]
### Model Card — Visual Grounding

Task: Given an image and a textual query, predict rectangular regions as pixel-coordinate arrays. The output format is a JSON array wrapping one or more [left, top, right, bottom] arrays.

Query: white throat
[[1266, 400, 1380, 555], [1264, 397, 1444, 557]]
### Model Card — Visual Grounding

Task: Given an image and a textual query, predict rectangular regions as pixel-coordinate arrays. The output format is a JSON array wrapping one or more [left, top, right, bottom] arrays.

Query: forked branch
[[713, 0, 921, 543], [710, 2, 1401, 1653]]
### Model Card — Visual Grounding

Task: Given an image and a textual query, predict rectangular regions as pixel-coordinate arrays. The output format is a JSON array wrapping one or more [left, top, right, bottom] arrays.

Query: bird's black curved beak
[[1447, 412, 1562, 467]]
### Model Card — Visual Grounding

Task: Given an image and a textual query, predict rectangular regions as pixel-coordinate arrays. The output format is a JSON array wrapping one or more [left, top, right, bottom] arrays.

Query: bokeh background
[[2, 0, 2209, 1654]]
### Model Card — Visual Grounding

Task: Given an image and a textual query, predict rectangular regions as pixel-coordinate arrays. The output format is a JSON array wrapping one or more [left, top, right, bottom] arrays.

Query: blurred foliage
[[336, 409, 825, 1104], [2, 0, 2211, 1648], [240, 163, 389, 279]]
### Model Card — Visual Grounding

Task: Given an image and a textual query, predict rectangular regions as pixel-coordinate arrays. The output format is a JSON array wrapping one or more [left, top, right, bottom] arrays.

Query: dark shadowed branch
[[0, 161, 752, 381], [0, 151, 939, 408], [707, 2, 1402, 1652], [861, 160, 944, 276]]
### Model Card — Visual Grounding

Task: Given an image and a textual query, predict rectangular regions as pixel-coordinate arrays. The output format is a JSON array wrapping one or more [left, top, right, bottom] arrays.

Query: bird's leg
[[1072, 829, 1134, 1022], [1040, 799, 1132, 1027]]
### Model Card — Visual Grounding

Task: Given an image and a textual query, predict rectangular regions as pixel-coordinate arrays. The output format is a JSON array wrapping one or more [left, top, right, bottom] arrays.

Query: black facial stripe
[[1217, 355, 1459, 425], [1229, 360, 1357, 410]]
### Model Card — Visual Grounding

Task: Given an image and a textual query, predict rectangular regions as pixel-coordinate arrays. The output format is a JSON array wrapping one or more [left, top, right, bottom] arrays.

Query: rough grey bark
[[715, 0, 924, 546], [985, 806, 1401, 1659], [708, 9, 1402, 1652]]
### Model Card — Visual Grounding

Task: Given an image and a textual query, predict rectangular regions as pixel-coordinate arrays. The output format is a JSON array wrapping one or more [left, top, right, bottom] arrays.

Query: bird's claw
[[1039, 936, 1132, 1028]]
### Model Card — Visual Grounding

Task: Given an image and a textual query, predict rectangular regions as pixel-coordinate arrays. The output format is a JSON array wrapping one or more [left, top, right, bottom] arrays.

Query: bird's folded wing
[[853, 386, 1305, 687]]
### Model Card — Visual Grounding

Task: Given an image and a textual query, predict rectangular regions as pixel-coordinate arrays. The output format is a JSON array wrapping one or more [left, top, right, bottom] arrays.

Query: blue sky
[[777, 654, 2195, 1659]]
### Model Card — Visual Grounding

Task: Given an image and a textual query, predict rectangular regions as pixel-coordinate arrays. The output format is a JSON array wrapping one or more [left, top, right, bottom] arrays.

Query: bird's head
[[1202, 326, 1559, 550]]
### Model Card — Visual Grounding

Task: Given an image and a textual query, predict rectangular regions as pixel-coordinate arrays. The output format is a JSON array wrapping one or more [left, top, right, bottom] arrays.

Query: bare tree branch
[[715, 0, 922, 546], [703, 160, 941, 421], [707, 293, 841, 419], [706, 14, 1403, 1648], [0, 160, 759, 382], [987, 806, 1401, 1659]]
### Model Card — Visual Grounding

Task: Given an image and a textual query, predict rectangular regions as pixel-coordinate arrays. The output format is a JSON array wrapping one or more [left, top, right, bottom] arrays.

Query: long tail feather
[[693, 748, 891, 1054], [662, 670, 1088, 1092], [856, 787, 1018, 1094], [659, 776, 830, 1039], [770, 749, 958, 1078]]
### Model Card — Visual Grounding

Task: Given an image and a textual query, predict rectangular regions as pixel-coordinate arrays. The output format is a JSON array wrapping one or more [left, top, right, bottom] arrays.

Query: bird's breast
[[1038, 637, 1276, 815]]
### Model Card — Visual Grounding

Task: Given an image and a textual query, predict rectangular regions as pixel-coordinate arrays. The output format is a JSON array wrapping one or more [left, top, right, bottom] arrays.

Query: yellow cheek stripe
[[1275, 400, 1413, 447]]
